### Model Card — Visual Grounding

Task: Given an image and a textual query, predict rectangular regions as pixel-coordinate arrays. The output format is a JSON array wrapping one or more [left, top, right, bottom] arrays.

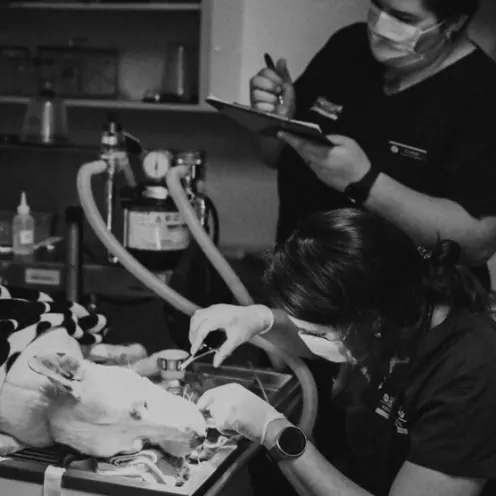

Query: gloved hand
[[197, 383, 286, 444], [189, 304, 274, 367], [249, 58, 295, 119]]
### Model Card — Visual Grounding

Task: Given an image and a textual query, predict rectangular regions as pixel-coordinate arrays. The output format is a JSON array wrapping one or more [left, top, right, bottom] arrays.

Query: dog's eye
[[143, 401, 148, 409]]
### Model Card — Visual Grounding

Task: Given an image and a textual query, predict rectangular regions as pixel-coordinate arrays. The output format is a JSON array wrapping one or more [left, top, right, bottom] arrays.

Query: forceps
[[179, 329, 227, 371], [247, 360, 269, 403]]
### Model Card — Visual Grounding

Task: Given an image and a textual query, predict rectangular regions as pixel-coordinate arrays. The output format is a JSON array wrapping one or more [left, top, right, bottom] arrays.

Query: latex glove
[[278, 132, 372, 193], [197, 383, 286, 444], [189, 304, 274, 367], [249, 58, 295, 118]]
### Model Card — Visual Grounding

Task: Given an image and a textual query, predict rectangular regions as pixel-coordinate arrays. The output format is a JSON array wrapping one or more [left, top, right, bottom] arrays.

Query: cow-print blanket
[[0, 284, 107, 389]]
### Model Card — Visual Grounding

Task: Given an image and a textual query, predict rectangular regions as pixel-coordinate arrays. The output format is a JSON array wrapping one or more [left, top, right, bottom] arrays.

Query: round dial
[[142, 150, 172, 181]]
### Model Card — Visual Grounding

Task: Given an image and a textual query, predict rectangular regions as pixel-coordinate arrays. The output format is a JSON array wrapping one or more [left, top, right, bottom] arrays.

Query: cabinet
[[0, 0, 367, 112]]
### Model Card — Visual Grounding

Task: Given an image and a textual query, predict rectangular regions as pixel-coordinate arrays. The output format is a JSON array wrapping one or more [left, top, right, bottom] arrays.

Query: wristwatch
[[344, 167, 380, 206], [267, 425, 307, 462]]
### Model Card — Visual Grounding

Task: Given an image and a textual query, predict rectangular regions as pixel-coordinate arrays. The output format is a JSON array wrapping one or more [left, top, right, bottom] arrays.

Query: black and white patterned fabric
[[0, 284, 108, 388]]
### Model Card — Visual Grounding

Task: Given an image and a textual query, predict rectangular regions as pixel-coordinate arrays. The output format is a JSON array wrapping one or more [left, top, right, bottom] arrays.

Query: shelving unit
[[9, 2, 201, 11], [0, 0, 351, 111], [1, 1, 209, 111], [0, 95, 208, 112]]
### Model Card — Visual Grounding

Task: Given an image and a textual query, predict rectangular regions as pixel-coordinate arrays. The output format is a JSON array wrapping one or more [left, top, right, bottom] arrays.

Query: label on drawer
[[25, 268, 61, 286]]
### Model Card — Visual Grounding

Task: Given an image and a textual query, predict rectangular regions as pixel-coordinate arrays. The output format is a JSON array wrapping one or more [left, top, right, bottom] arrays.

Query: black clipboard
[[206, 95, 331, 145]]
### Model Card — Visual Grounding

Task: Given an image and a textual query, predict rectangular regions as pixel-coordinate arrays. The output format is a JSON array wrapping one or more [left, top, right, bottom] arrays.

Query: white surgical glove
[[197, 383, 285, 444], [189, 304, 274, 367]]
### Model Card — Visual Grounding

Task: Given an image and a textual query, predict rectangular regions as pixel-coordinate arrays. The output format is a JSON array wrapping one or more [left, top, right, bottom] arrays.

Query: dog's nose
[[190, 435, 206, 449]]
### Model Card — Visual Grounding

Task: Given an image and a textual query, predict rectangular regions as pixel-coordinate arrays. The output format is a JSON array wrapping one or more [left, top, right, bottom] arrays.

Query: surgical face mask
[[289, 316, 351, 363], [298, 331, 348, 363], [367, 3, 446, 65]]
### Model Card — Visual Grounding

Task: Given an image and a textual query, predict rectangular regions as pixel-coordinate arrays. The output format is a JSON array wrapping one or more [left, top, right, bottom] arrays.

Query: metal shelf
[[0, 96, 210, 112], [9, 2, 202, 11]]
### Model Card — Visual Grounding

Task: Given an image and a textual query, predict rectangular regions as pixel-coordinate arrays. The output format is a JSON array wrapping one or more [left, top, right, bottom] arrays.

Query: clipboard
[[206, 95, 331, 145]]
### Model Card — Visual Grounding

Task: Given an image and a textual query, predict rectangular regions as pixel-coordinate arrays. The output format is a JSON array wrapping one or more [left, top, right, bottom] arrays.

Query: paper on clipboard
[[206, 95, 331, 145]]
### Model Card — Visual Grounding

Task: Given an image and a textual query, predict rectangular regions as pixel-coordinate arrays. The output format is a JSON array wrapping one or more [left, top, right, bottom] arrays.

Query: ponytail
[[418, 240, 493, 312]]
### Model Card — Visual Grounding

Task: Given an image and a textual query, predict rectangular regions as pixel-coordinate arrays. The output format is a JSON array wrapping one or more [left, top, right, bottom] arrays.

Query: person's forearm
[[251, 134, 285, 169], [262, 308, 315, 359], [365, 173, 492, 264], [283, 443, 372, 496], [264, 418, 372, 496]]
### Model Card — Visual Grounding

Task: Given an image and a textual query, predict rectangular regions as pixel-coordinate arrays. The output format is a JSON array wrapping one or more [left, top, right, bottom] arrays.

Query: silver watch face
[[276, 427, 307, 457]]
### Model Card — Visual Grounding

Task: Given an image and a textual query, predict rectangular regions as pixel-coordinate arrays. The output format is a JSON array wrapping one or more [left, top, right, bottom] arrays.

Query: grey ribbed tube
[[77, 160, 318, 496]]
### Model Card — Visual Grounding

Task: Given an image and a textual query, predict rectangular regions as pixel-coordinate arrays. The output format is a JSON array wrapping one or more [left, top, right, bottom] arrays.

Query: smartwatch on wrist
[[267, 425, 307, 462], [344, 167, 380, 206]]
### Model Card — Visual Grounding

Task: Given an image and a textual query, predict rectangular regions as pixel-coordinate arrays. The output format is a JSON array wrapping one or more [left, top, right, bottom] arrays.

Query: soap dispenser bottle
[[12, 191, 35, 256]]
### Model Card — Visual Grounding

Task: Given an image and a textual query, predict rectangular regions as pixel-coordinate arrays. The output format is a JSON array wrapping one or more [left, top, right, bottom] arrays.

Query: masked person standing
[[251, 0, 496, 290]]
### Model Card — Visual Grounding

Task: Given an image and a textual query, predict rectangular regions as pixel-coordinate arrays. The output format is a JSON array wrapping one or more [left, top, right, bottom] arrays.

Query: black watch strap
[[344, 167, 380, 206]]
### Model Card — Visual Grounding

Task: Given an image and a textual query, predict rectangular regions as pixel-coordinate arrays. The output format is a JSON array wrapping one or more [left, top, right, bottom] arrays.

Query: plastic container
[[20, 82, 69, 145], [0, 210, 54, 249], [156, 349, 190, 381], [122, 184, 191, 271], [12, 192, 35, 256], [162, 43, 199, 104]]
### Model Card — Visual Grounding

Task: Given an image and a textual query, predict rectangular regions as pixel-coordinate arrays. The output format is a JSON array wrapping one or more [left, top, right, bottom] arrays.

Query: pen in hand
[[264, 53, 284, 106]]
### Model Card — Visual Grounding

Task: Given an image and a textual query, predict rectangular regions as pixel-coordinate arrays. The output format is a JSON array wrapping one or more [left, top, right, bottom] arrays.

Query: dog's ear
[[28, 352, 84, 399]]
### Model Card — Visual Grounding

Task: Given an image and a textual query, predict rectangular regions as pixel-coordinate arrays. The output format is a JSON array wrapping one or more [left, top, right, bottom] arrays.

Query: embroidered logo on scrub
[[389, 140, 427, 162], [310, 96, 344, 121], [375, 392, 394, 420], [395, 407, 408, 435], [375, 393, 409, 435]]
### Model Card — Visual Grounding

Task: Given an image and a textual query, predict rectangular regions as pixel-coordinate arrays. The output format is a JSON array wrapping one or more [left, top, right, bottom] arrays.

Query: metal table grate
[[10, 445, 67, 466]]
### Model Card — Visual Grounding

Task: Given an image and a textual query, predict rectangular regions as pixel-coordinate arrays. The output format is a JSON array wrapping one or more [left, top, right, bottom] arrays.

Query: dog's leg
[[0, 432, 26, 455]]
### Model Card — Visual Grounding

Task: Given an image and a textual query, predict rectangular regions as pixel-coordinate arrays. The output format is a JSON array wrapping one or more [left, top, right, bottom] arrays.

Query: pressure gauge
[[142, 150, 173, 181]]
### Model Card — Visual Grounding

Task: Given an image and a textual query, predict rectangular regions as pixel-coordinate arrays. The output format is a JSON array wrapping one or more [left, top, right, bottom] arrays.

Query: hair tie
[[417, 245, 432, 261], [417, 241, 461, 267]]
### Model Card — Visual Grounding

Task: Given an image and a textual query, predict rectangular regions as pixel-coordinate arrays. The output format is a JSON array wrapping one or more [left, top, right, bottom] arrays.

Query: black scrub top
[[345, 310, 496, 495], [276, 23, 496, 289]]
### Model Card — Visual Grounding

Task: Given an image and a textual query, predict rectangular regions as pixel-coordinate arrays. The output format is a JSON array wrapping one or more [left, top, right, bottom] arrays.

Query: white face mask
[[298, 331, 348, 363], [367, 3, 446, 64], [288, 316, 350, 363]]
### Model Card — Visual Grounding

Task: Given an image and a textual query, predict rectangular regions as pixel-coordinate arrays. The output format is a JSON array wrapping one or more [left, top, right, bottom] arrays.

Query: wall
[[236, 0, 369, 105]]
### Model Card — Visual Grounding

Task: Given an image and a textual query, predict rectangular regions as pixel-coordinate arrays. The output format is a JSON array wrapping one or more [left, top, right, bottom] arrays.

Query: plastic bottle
[[12, 192, 35, 256]]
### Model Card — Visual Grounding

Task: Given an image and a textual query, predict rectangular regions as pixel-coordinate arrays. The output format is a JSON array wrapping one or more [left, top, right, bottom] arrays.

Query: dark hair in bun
[[420, 239, 488, 311]]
